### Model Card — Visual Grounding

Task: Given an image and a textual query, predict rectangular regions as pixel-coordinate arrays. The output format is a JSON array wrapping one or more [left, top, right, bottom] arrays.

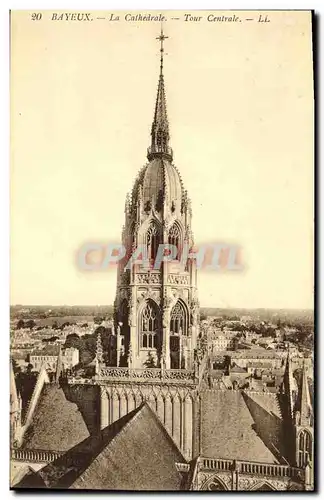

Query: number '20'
[[31, 13, 42, 21]]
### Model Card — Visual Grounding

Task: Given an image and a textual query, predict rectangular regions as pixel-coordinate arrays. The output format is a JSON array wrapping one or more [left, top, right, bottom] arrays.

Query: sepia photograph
[[10, 10, 314, 491]]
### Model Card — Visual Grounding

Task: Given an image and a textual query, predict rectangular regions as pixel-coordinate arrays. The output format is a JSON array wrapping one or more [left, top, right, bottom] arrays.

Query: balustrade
[[11, 448, 63, 463], [96, 367, 196, 384], [199, 457, 303, 480]]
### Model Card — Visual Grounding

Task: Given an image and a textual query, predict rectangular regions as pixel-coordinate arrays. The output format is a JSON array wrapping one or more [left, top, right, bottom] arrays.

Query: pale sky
[[10, 10, 314, 308]]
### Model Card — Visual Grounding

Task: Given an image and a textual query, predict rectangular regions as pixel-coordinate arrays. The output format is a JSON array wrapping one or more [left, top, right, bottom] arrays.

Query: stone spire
[[147, 27, 173, 162], [10, 359, 20, 411], [282, 348, 296, 419], [295, 360, 313, 427]]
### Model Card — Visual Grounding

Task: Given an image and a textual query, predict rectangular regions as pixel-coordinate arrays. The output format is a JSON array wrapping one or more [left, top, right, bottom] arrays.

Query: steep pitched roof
[[200, 390, 281, 463], [71, 404, 186, 490], [22, 384, 89, 452], [241, 390, 289, 463], [16, 404, 187, 491], [282, 350, 296, 419]]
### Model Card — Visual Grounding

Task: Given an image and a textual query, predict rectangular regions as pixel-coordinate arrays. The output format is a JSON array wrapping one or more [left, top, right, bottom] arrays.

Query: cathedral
[[10, 30, 314, 491]]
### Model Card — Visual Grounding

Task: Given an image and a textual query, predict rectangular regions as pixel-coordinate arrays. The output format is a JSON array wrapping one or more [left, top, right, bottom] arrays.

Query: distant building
[[62, 347, 79, 368], [212, 334, 230, 352], [230, 349, 282, 369], [29, 347, 79, 372], [240, 315, 252, 322]]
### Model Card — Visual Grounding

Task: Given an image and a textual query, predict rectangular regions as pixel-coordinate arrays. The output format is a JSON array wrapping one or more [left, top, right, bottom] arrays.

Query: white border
[[2, 2, 321, 499]]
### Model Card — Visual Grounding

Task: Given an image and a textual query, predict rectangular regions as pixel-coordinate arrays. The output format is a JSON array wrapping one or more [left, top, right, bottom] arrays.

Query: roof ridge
[[139, 402, 186, 462], [104, 402, 186, 464], [104, 403, 146, 449], [66, 403, 186, 490]]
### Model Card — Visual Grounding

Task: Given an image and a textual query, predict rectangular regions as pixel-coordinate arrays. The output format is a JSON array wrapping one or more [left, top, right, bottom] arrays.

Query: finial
[[156, 24, 168, 75], [96, 330, 103, 363]]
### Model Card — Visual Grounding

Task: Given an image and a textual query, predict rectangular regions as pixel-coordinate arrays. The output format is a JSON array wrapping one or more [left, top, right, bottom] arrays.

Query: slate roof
[[16, 403, 187, 491], [200, 390, 281, 464], [230, 363, 248, 373], [22, 384, 90, 452], [243, 391, 282, 419], [249, 378, 266, 391]]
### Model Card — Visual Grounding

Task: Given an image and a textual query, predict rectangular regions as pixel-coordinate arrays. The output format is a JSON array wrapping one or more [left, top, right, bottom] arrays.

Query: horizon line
[[10, 304, 314, 312]]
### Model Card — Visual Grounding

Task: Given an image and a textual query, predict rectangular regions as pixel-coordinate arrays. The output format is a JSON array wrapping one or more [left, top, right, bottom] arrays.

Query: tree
[[94, 316, 103, 325], [143, 351, 156, 368], [26, 363, 33, 374], [94, 326, 108, 336], [16, 319, 25, 330], [84, 337, 96, 356], [64, 333, 80, 349], [25, 319, 36, 329], [42, 336, 59, 343]]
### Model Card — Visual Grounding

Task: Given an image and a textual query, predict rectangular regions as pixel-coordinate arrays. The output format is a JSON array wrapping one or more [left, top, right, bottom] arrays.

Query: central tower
[[114, 29, 199, 370]]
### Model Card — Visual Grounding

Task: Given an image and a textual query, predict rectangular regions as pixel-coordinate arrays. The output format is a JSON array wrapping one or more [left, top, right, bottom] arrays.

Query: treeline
[[64, 326, 113, 366], [11, 305, 114, 319], [14, 319, 88, 331], [200, 307, 314, 326]]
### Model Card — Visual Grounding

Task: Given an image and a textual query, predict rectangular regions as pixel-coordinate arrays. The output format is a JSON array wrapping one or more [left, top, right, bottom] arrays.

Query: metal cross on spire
[[156, 25, 168, 73], [147, 24, 172, 162]]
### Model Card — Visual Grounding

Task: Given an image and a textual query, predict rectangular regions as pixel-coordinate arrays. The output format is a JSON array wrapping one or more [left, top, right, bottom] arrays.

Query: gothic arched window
[[141, 300, 160, 349], [146, 223, 160, 263], [170, 300, 188, 336], [168, 222, 182, 254], [298, 430, 312, 467]]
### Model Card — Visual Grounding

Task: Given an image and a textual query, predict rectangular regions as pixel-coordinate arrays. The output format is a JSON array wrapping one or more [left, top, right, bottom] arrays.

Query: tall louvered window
[[141, 300, 160, 349], [170, 300, 188, 336], [147, 223, 160, 262], [298, 430, 312, 467], [168, 222, 181, 252]]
